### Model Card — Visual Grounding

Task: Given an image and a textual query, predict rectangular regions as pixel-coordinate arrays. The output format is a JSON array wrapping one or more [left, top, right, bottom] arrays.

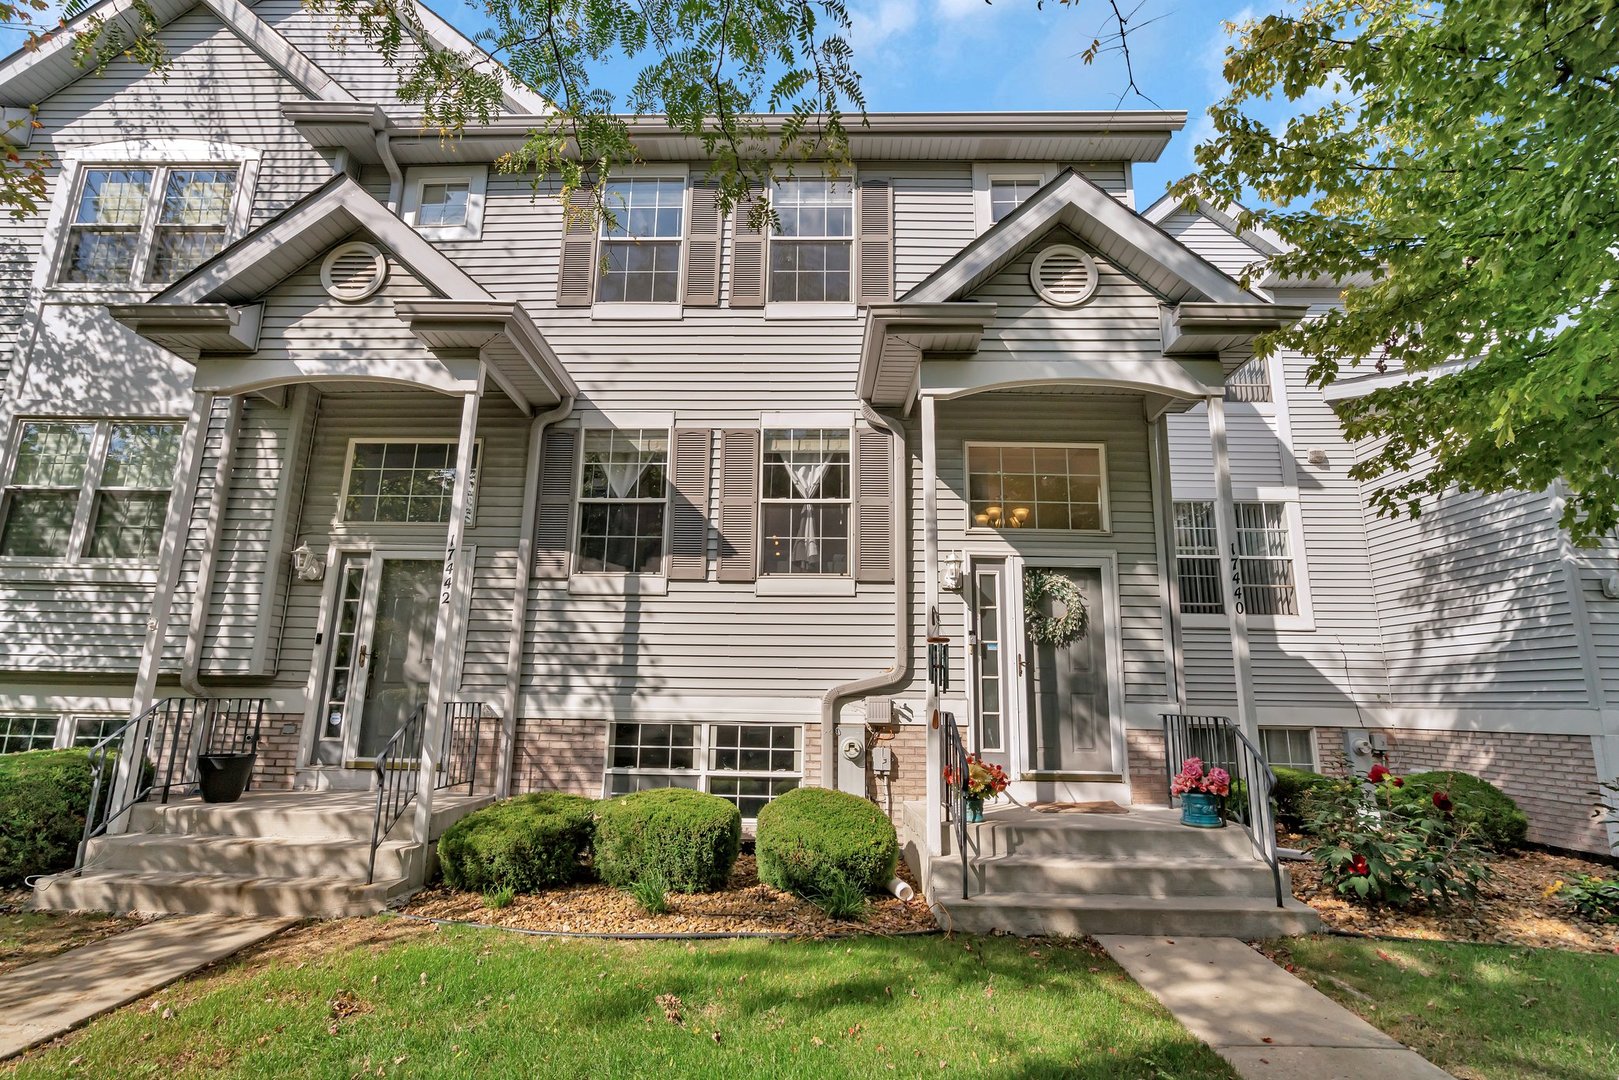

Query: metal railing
[[75, 697, 268, 871], [1161, 712, 1284, 908], [940, 710, 970, 900], [366, 701, 484, 884]]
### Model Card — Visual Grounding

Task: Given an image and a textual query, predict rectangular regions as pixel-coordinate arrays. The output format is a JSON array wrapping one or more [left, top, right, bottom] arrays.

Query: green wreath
[[1023, 569, 1090, 647]]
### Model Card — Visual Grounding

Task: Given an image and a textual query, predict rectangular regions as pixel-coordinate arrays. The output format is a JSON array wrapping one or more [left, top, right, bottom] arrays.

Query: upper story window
[[576, 429, 668, 575], [0, 419, 180, 561], [760, 428, 851, 576], [340, 440, 479, 525], [60, 166, 238, 286], [966, 443, 1107, 532], [599, 177, 685, 304], [769, 178, 853, 303], [402, 166, 487, 242], [1174, 500, 1300, 617], [989, 177, 1042, 223]]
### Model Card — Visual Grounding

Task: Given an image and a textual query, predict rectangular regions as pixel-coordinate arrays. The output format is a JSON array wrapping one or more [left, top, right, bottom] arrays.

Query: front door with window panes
[[968, 562, 1013, 770], [313, 552, 443, 767]]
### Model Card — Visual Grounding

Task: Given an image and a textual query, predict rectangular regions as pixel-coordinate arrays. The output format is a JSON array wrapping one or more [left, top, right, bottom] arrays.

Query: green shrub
[[1556, 875, 1619, 923], [1272, 767, 1345, 830], [437, 792, 596, 894], [593, 788, 741, 893], [1388, 770, 1529, 850], [1307, 777, 1489, 909], [0, 749, 95, 887], [755, 786, 898, 899]]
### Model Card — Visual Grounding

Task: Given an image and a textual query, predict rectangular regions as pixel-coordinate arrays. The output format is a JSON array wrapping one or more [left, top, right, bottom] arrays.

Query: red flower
[[1367, 764, 1389, 783], [1391, 777, 1405, 788], [1432, 790, 1453, 813], [1351, 854, 1369, 877]]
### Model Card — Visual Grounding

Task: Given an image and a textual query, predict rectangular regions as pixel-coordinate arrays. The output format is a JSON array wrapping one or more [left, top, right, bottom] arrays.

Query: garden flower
[[1432, 790, 1453, 813], [1351, 854, 1369, 876], [1367, 764, 1389, 783], [1391, 776, 1405, 788], [1205, 767, 1231, 796]]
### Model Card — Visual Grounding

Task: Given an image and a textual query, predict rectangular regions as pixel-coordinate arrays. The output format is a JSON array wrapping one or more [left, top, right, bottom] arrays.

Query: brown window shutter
[[533, 427, 579, 579], [682, 181, 724, 307], [555, 188, 598, 308], [856, 179, 894, 306], [853, 426, 896, 584], [729, 188, 767, 308], [668, 428, 713, 581], [715, 428, 760, 582]]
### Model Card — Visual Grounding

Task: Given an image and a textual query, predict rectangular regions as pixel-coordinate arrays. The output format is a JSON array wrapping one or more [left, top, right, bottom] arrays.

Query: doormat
[[1029, 801, 1129, 815]]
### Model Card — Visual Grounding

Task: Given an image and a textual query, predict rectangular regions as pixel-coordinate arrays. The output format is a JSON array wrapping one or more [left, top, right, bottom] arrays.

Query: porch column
[[920, 393, 943, 855], [1206, 394, 1259, 745], [410, 381, 483, 878], [110, 390, 215, 833]]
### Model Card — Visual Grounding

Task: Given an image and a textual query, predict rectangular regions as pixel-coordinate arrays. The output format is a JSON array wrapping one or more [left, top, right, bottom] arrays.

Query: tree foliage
[[1177, 1, 1619, 542]]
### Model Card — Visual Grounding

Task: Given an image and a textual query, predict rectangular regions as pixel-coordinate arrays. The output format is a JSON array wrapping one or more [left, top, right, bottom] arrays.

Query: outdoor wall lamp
[[939, 549, 965, 592]]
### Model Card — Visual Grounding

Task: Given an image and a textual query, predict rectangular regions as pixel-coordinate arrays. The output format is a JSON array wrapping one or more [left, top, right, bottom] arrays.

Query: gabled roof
[[156, 173, 491, 305], [905, 169, 1260, 307], [1141, 192, 1287, 258]]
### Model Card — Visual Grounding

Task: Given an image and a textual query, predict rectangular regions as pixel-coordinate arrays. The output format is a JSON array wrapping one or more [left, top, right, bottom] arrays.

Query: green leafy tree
[[1177, 1, 1619, 542]]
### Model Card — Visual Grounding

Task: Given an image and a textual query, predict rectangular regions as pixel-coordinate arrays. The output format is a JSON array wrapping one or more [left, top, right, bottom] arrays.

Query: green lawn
[[5, 920, 1235, 1079], [1277, 936, 1619, 1080]]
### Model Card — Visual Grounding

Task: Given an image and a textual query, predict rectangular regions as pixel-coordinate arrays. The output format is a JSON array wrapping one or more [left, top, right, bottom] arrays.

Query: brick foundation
[[248, 715, 301, 791], [865, 722, 927, 816], [511, 717, 608, 797], [1127, 729, 1168, 805]]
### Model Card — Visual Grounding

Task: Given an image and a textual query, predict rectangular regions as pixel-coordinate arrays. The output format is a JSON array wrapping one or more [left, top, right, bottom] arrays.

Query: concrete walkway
[[1098, 935, 1455, 1080], [0, 914, 295, 1060]]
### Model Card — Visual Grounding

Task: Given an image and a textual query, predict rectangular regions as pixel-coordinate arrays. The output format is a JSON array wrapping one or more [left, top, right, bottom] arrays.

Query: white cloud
[[936, 0, 992, 22], [848, 0, 921, 51], [1201, 5, 1254, 94]]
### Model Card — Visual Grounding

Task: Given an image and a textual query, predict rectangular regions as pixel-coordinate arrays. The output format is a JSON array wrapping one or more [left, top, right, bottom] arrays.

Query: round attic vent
[[320, 241, 388, 302], [1030, 244, 1099, 308]]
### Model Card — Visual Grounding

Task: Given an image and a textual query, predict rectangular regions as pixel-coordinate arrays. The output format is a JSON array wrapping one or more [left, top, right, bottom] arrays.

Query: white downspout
[[374, 120, 403, 212], [819, 404, 911, 789], [499, 394, 575, 798]]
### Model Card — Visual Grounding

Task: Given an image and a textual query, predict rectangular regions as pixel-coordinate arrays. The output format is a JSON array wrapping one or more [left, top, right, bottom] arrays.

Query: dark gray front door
[[1025, 567, 1113, 775]]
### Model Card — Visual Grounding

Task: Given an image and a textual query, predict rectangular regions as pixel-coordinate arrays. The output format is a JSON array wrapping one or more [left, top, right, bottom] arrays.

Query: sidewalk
[[0, 914, 295, 1060], [1097, 935, 1455, 1080]]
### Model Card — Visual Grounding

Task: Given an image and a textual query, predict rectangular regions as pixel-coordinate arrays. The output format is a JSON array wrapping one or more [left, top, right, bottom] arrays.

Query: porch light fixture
[[939, 549, 965, 592], [290, 542, 325, 582]]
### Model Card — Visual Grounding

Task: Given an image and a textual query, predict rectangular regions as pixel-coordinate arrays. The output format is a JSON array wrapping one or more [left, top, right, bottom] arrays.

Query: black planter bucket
[[198, 752, 256, 804]]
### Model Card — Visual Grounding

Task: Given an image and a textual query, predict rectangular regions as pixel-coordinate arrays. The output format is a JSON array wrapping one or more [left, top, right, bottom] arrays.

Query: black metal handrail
[[366, 701, 484, 884], [1161, 712, 1284, 908], [940, 710, 970, 900], [75, 697, 268, 871]]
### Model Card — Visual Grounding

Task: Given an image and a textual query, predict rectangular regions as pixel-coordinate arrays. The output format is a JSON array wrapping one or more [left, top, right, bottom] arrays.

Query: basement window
[[1259, 728, 1316, 772], [604, 721, 803, 819], [0, 715, 57, 754]]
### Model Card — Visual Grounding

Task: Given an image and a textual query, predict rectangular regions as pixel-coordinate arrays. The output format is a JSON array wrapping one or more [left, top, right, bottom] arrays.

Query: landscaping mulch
[[1284, 838, 1619, 954], [0, 888, 151, 977], [404, 854, 936, 938]]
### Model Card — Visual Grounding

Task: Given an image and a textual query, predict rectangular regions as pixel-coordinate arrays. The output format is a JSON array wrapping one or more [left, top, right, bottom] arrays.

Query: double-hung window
[[760, 428, 851, 576], [769, 178, 854, 303], [1173, 500, 1300, 617], [0, 420, 180, 561], [59, 166, 239, 286], [577, 429, 669, 575], [605, 721, 802, 818], [598, 177, 685, 304]]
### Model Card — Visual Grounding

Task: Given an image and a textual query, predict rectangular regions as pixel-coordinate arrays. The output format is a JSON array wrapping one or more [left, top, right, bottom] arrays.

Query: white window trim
[[1176, 492, 1316, 631], [763, 166, 857, 315], [0, 416, 183, 567], [569, 422, 672, 587], [591, 164, 690, 318], [35, 138, 261, 296], [400, 165, 487, 242], [972, 163, 1059, 234], [601, 719, 804, 820], [334, 437, 483, 529], [962, 440, 1112, 536], [756, 421, 855, 589], [1259, 726, 1319, 771]]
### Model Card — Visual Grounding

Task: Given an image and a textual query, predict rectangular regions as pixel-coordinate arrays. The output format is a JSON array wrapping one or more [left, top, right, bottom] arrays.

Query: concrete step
[[83, 833, 416, 882], [129, 792, 492, 843], [31, 869, 408, 919], [929, 854, 1291, 899], [933, 892, 1322, 938], [943, 815, 1259, 859]]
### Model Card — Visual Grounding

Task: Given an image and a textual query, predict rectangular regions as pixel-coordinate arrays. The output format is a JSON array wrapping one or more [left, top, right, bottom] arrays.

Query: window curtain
[[784, 457, 831, 559], [604, 459, 651, 499]]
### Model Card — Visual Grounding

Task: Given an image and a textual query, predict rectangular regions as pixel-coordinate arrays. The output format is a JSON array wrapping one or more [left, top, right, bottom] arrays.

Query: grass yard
[[4, 918, 1235, 1079], [1274, 936, 1619, 1080]]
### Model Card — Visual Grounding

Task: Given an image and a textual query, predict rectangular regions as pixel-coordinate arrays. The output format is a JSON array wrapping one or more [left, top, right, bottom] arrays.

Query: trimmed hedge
[[1272, 766, 1345, 830], [437, 792, 596, 894], [1388, 770, 1529, 850], [0, 749, 95, 887], [594, 788, 741, 893], [755, 786, 898, 898]]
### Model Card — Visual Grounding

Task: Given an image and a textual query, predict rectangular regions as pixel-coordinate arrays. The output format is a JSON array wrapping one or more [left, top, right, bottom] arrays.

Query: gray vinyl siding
[[0, 572, 156, 672], [254, 0, 422, 114], [1156, 210, 1264, 279]]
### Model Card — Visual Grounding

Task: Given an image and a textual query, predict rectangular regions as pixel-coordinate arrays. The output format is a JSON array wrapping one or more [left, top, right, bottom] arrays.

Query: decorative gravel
[[1287, 841, 1619, 954], [405, 854, 937, 938]]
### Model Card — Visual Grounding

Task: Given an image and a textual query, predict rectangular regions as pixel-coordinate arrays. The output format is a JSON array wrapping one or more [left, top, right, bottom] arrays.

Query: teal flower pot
[[1180, 792, 1224, 829], [965, 796, 985, 823]]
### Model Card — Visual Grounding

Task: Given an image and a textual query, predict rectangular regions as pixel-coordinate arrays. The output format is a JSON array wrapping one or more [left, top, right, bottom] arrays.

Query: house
[[2, 0, 1612, 929]]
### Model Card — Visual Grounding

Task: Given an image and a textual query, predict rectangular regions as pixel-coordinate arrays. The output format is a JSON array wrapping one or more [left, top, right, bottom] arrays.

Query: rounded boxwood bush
[[593, 787, 741, 893], [437, 791, 596, 894], [0, 749, 95, 887], [1388, 770, 1529, 850], [1271, 766, 1343, 830], [755, 786, 898, 898]]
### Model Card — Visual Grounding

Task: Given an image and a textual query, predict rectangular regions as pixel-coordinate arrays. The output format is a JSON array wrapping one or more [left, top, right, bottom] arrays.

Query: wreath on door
[[1023, 568, 1090, 647]]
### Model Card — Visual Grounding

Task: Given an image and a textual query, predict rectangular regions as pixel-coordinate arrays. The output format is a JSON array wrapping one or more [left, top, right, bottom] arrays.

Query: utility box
[[836, 723, 866, 794]]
